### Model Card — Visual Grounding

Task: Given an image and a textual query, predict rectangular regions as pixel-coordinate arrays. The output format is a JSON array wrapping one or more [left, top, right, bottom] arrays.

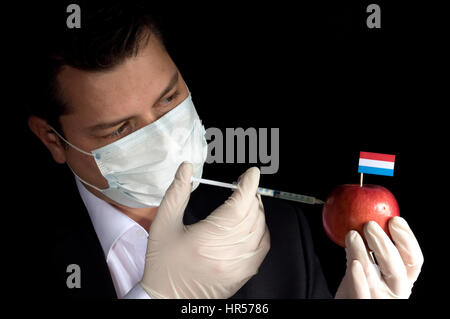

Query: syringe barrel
[[257, 187, 275, 196], [277, 191, 316, 204]]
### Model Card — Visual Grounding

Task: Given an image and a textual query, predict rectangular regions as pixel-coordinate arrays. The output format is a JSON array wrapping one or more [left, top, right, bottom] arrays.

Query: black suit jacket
[[22, 168, 331, 299]]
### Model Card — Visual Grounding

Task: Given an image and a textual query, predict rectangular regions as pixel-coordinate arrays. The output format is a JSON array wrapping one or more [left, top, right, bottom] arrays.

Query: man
[[26, 1, 423, 299]]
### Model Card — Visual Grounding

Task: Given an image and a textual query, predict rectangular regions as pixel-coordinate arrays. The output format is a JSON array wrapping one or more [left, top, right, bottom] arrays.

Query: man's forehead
[[56, 35, 176, 118]]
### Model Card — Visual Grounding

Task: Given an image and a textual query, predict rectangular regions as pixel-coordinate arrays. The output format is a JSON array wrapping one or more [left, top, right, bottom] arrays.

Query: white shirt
[[76, 178, 151, 299]]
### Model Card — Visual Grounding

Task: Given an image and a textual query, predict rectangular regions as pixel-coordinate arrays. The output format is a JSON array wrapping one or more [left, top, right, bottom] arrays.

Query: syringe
[[191, 177, 324, 205]]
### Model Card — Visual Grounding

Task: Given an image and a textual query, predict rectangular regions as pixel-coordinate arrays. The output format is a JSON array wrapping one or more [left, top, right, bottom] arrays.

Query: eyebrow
[[87, 71, 179, 133], [156, 71, 179, 102]]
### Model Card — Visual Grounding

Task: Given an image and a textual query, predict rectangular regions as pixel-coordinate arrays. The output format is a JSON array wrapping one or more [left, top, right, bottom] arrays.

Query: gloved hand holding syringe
[[191, 177, 324, 205]]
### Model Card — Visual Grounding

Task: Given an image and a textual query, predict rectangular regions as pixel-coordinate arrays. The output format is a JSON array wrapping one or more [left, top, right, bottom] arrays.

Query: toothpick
[[360, 173, 364, 187]]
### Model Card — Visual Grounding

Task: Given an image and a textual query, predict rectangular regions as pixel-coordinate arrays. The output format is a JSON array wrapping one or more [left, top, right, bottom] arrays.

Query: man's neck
[[83, 182, 159, 232], [112, 204, 158, 232]]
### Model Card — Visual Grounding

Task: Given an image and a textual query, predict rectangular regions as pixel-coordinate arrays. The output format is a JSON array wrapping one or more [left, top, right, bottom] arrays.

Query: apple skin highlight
[[322, 184, 400, 247]]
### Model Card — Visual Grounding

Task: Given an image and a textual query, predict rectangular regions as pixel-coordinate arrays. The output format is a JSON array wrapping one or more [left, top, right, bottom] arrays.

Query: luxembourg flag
[[358, 151, 396, 176]]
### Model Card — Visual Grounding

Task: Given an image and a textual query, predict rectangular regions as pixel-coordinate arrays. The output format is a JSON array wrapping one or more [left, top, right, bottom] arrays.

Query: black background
[[6, 0, 444, 305]]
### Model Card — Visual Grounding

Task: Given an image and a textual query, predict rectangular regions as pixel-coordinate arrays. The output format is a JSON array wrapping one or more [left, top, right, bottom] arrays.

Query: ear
[[28, 115, 67, 164]]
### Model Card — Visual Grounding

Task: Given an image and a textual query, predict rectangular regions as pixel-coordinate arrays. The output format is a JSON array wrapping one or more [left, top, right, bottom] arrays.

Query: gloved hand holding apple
[[321, 152, 424, 298], [322, 183, 423, 298]]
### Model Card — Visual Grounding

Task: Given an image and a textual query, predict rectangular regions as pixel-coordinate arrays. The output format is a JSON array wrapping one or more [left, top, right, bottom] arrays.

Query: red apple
[[322, 184, 400, 247]]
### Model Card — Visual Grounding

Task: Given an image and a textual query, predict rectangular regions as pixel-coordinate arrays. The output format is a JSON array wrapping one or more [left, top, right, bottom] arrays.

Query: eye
[[159, 91, 180, 106], [104, 122, 130, 139]]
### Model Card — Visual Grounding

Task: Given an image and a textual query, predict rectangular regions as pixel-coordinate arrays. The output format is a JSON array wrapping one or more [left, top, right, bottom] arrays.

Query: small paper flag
[[358, 151, 396, 176]]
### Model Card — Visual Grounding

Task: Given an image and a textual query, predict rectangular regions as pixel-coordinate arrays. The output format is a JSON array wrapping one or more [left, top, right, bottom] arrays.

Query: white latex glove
[[335, 217, 424, 299], [140, 162, 270, 299]]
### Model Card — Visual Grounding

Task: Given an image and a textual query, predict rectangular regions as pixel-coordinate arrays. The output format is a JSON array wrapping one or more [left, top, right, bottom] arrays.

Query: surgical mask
[[51, 93, 208, 208]]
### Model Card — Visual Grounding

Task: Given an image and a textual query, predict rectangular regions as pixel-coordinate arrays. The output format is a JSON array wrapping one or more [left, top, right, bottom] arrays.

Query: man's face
[[49, 34, 189, 203]]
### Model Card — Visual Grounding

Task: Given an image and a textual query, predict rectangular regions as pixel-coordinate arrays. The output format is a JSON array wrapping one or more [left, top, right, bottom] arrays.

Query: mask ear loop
[[66, 164, 105, 192], [48, 126, 105, 192], [48, 126, 93, 156]]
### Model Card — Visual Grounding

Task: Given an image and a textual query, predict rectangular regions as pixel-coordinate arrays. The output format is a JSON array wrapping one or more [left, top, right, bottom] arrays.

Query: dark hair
[[25, 1, 163, 136]]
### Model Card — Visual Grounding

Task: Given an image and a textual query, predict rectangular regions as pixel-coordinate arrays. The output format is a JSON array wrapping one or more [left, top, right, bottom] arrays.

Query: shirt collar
[[75, 177, 144, 257]]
